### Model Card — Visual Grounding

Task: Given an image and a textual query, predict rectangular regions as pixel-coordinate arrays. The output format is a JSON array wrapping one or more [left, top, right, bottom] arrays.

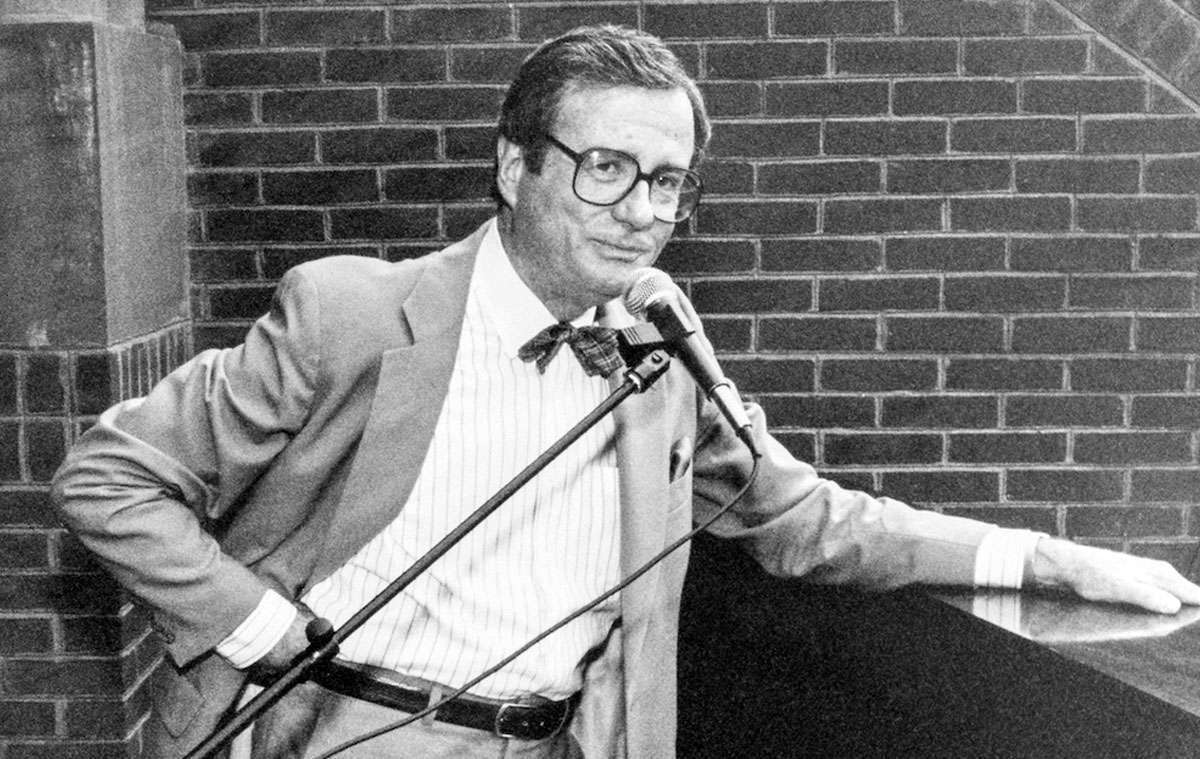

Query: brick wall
[[145, 0, 1200, 571]]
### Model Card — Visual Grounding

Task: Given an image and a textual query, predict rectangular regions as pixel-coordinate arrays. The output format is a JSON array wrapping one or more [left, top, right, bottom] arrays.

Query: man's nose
[[611, 177, 658, 228]]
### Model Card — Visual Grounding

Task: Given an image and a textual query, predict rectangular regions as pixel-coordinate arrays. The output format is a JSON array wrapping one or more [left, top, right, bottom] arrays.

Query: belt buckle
[[493, 702, 523, 739]]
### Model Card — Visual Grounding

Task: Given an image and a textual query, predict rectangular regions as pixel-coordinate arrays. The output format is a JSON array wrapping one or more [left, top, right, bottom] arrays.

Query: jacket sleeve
[[51, 267, 322, 665], [693, 399, 995, 590]]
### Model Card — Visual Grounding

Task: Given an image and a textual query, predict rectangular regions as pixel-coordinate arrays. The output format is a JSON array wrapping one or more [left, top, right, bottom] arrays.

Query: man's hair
[[494, 25, 710, 203]]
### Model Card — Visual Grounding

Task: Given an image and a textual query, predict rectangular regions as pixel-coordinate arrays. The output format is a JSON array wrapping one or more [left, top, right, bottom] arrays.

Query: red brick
[[204, 52, 321, 87], [1140, 237, 1200, 270], [694, 200, 817, 235], [826, 198, 942, 234], [1083, 116, 1200, 153], [657, 239, 757, 275], [1067, 505, 1184, 537], [949, 432, 1067, 463], [209, 285, 275, 320], [392, 7, 513, 42], [0, 618, 52, 655], [330, 208, 440, 241], [1010, 236, 1132, 272], [899, 0, 1025, 36], [1023, 78, 1147, 114], [964, 38, 1089, 75], [1133, 470, 1200, 502], [1072, 358, 1189, 392], [952, 197, 1072, 232], [881, 395, 998, 428], [709, 122, 820, 158], [25, 422, 66, 482], [723, 358, 816, 393], [0, 700, 56, 737], [0, 490, 57, 528], [691, 279, 812, 315], [262, 169, 376, 205], [262, 89, 379, 124], [1076, 432, 1192, 464], [25, 354, 64, 414], [952, 117, 1076, 153], [704, 317, 754, 352], [758, 395, 876, 429], [184, 92, 253, 125], [1006, 394, 1124, 428], [708, 41, 827, 79], [766, 81, 889, 117], [760, 160, 881, 195], [206, 209, 324, 242], [1015, 158, 1140, 194], [1010, 316, 1132, 354], [698, 159, 754, 195], [825, 432, 942, 465], [0, 531, 50, 569], [1074, 275, 1195, 310], [1008, 469, 1124, 502], [321, 127, 439, 164], [944, 276, 1064, 312], [700, 82, 764, 118], [162, 11, 261, 51], [195, 131, 316, 167], [882, 470, 1001, 504], [518, 5, 640, 41], [762, 238, 882, 272], [758, 316, 878, 351], [894, 79, 1016, 116], [946, 359, 1063, 391], [834, 39, 957, 74], [821, 359, 938, 391], [188, 172, 258, 206], [384, 167, 493, 203], [644, 3, 768, 39], [266, 10, 385, 45], [776, 2, 895, 36], [1132, 396, 1200, 429], [1078, 197, 1198, 233], [386, 85, 506, 122], [887, 159, 1009, 194], [445, 206, 496, 240], [451, 46, 532, 84], [0, 573, 121, 614], [825, 119, 947, 156], [886, 316, 1004, 352], [0, 354, 15, 414], [820, 276, 939, 312], [262, 247, 375, 279], [771, 431, 816, 462], [3, 658, 123, 697], [885, 236, 1005, 271], [328, 48, 446, 84], [1145, 156, 1200, 193], [1137, 317, 1200, 353]]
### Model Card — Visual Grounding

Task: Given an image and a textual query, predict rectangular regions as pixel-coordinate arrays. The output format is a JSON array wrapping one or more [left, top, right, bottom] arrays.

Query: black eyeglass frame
[[543, 134, 703, 223]]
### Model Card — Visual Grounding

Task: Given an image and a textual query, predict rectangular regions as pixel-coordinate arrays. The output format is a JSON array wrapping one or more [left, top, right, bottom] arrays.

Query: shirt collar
[[474, 219, 597, 359]]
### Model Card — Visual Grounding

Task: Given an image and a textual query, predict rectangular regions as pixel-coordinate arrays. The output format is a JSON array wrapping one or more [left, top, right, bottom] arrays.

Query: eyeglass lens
[[574, 148, 701, 223]]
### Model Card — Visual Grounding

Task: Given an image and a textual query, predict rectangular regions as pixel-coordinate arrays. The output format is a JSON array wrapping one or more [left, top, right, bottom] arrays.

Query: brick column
[[0, 1, 188, 756]]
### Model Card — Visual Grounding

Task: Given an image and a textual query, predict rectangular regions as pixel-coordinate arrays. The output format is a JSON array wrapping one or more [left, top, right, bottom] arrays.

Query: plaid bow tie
[[518, 322, 623, 377]]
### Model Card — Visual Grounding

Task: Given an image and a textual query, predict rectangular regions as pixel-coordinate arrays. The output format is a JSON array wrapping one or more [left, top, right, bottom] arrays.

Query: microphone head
[[624, 267, 675, 316]]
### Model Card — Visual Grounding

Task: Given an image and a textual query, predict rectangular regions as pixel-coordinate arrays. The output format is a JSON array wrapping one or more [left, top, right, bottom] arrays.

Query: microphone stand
[[184, 345, 673, 759]]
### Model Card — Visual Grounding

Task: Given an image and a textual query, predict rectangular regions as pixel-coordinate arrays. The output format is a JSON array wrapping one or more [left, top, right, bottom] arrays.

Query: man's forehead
[[554, 85, 695, 157]]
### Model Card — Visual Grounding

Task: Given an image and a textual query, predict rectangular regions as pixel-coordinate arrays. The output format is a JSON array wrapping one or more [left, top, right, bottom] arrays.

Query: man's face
[[496, 85, 695, 320]]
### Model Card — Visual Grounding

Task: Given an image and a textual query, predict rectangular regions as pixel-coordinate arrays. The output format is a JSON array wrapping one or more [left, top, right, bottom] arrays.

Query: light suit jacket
[[52, 222, 995, 758]]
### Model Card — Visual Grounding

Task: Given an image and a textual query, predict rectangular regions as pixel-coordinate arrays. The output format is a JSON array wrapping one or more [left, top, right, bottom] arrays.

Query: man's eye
[[655, 173, 684, 191]]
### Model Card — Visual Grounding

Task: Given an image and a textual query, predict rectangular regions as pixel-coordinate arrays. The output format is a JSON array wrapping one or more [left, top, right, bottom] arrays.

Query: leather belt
[[309, 659, 578, 741]]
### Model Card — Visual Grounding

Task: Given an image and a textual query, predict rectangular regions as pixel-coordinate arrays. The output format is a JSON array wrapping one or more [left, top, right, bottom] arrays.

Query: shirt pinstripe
[[300, 221, 621, 699]]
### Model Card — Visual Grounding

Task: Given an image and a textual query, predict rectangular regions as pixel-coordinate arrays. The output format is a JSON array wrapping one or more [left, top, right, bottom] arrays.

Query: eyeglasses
[[544, 135, 703, 223]]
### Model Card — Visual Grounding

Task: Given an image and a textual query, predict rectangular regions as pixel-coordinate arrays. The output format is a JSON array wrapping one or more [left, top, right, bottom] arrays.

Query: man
[[52, 24, 1200, 759]]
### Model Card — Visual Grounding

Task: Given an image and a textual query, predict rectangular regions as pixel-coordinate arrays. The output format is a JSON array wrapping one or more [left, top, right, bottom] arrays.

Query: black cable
[[311, 449, 763, 759]]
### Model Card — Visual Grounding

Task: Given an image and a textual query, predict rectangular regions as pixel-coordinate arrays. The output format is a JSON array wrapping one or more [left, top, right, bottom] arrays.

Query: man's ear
[[495, 135, 524, 209]]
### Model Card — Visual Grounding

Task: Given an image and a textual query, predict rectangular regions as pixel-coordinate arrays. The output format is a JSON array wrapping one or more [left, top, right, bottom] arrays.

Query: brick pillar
[[0, 1, 188, 756]]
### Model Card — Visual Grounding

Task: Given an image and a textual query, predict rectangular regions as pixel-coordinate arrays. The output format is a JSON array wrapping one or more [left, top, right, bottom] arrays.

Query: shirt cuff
[[215, 589, 298, 669], [973, 528, 1047, 589]]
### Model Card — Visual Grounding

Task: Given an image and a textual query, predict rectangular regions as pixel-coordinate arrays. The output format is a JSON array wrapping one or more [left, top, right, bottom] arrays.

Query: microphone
[[625, 268, 759, 457]]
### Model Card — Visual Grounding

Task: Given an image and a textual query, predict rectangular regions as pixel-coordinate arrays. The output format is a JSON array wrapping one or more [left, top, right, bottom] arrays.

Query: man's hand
[[1032, 538, 1200, 614], [247, 603, 319, 681]]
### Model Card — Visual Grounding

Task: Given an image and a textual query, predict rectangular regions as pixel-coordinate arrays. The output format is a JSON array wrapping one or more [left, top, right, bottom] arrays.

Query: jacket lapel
[[600, 301, 669, 657], [312, 229, 482, 580]]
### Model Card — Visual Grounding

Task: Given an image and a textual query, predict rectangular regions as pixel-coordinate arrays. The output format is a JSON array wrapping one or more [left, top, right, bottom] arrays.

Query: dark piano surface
[[678, 533, 1200, 759]]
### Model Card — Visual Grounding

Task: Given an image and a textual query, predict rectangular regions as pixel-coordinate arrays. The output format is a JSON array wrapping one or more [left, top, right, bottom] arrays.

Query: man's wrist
[[215, 589, 299, 669]]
